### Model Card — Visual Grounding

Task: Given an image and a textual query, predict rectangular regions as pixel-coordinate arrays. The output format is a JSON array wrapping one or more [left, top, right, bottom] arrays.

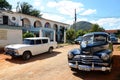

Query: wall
[[0, 29, 22, 48]]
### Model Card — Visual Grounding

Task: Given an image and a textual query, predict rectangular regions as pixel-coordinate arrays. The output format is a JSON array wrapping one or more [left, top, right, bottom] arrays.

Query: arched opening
[[60, 26, 65, 43], [34, 20, 42, 28], [44, 22, 51, 28], [53, 24, 58, 42], [21, 18, 31, 28]]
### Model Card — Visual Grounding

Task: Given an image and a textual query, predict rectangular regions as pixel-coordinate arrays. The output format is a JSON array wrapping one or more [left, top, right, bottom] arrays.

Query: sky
[[7, 0, 120, 30]]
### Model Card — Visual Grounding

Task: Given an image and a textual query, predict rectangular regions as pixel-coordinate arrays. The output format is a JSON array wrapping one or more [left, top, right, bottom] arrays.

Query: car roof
[[24, 37, 49, 40], [83, 32, 109, 37]]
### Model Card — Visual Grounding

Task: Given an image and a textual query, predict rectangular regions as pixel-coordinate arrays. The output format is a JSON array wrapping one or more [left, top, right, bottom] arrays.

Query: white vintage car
[[4, 37, 57, 60]]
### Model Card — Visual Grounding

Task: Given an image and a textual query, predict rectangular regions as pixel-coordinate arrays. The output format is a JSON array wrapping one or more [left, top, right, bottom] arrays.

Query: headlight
[[14, 49, 19, 53], [101, 53, 109, 61], [68, 52, 74, 59]]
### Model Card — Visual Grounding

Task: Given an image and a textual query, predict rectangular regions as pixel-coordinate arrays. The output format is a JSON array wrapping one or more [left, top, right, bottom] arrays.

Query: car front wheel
[[22, 51, 31, 60]]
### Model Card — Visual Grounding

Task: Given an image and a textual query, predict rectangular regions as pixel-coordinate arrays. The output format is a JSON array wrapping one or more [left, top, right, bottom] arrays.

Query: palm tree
[[0, 0, 12, 10], [19, 2, 32, 15], [18, 2, 42, 18]]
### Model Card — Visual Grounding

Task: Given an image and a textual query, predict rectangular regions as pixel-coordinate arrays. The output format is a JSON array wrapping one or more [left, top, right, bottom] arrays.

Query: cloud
[[91, 18, 120, 30], [47, 1, 84, 17], [42, 13, 65, 22], [80, 9, 96, 16], [33, 0, 42, 7]]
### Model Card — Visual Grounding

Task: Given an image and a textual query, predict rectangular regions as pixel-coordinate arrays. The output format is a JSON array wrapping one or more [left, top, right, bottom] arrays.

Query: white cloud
[[91, 18, 120, 30], [80, 9, 96, 16], [77, 18, 88, 22], [42, 13, 65, 22], [47, 1, 84, 17], [33, 0, 42, 7]]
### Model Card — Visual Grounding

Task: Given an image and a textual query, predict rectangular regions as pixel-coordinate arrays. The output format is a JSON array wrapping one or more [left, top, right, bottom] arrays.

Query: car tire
[[104, 64, 112, 74], [48, 47, 53, 53], [22, 51, 31, 60], [70, 68, 78, 72]]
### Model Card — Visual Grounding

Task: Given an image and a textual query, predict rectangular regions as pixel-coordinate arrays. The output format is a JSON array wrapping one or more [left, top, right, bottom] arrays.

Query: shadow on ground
[[72, 55, 120, 80], [5, 51, 61, 64]]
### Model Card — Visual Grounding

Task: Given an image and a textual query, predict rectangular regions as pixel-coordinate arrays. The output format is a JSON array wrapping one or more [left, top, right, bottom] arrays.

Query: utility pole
[[74, 9, 77, 30]]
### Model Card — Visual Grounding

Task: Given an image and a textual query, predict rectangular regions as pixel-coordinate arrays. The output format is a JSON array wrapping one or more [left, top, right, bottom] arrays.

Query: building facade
[[0, 10, 69, 43]]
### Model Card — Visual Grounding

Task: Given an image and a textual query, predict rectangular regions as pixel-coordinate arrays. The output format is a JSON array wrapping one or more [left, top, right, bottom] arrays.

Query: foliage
[[66, 29, 76, 43], [30, 9, 42, 18], [90, 24, 105, 32], [0, 0, 12, 10], [117, 46, 120, 51], [18, 2, 42, 17], [23, 31, 35, 38], [76, 30, 87, 38], [19, 2, 32, 15]]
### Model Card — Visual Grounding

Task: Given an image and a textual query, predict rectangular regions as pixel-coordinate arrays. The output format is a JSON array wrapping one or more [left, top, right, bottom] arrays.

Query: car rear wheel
[[48, 47, 53, 53], [22, 51, 31, 60]]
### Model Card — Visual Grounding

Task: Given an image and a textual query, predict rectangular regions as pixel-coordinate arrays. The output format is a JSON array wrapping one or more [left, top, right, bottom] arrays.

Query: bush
[[23, 32, 35, 38], [66, 29, 76, 43]]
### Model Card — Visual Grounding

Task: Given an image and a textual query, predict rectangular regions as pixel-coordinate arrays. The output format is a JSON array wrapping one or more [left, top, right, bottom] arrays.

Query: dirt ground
[[0, 44, 120, 80]]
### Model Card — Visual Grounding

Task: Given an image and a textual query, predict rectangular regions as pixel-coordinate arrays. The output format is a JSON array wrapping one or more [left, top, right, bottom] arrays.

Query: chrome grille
[[73, 55, 103, 64]]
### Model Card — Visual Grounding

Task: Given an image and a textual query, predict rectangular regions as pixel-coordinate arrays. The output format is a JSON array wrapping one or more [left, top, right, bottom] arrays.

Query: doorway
[[3, 16, 8, 25]]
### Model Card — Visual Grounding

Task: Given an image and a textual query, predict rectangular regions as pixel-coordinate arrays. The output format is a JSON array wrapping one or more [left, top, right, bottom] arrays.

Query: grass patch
[[117, 46, 120, 51], [57, 43, 70, 48]]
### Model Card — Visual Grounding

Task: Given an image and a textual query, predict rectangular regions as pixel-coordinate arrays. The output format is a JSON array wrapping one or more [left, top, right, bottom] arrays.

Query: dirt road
[[0, 45, 120, 80]]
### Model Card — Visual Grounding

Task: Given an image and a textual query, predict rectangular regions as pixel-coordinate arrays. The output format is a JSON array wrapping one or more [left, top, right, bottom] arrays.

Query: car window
[[36, 40, 42, 44], [23, 39, 34, 45], [42, 39, 48, 44], [94, 35, 106, 43]]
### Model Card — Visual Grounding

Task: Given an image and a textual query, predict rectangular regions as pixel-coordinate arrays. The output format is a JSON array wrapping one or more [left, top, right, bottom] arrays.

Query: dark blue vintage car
[[68, 32, 113, 72]]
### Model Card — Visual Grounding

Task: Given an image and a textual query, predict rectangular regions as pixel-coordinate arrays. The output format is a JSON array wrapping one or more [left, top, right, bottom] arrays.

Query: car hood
[[5, 44, 31, 49]]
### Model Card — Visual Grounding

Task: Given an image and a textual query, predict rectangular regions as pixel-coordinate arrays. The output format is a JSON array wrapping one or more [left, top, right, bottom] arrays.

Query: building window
[[12, 17, 16, 21]]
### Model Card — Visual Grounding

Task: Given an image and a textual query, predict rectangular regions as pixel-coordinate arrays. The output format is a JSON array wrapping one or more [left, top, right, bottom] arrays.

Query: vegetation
[[66, 29, 76, 43], [67, 22, 105, 43], [117, 46, 120, 51], [18, 2, 42, 17], [23, 31, 35, 38], [90, 24, 105, 32], [76, 30, 87, 38], [0, 0, 12, 10]]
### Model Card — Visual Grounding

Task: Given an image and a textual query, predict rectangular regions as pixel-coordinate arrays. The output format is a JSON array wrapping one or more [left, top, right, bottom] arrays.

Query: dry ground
[[0, 44, 120, 80]]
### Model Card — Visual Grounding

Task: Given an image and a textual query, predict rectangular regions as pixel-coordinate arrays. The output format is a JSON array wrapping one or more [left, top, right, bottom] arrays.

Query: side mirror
[[108, 41, 112, 43], [79, 41, 81, 44]]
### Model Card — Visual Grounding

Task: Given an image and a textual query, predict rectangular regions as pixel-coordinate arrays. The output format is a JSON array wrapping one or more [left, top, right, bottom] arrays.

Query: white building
[[0, 10, 69, 43]]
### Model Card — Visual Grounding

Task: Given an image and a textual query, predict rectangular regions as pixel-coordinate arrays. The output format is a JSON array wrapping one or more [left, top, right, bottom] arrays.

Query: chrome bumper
[[69, 61, 111, 71]]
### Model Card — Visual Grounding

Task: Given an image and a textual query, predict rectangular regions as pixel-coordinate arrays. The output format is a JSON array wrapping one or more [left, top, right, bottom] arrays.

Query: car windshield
[[83, 35, 93, 44], [83, 34, 107, 44], [23, 39, 34, 45]]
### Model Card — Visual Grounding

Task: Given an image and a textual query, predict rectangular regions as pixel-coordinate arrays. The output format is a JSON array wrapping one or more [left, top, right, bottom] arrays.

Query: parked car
[[68, 32, 113, 72], [4, 37, 57, 60], [74, 36, 83, 44], [110, 34, 118, 43]]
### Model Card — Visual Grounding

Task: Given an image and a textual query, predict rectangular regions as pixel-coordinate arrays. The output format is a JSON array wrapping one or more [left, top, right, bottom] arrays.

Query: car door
[[41, 39, 49, 53], [33, 39, 44, 55]]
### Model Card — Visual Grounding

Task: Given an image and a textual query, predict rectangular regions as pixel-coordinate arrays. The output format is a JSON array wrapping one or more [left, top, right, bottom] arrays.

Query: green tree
[[18, 2, 42, 17], [30, 9, 42, 18], [66, 29, 76, 43], [76, 30, 87, 38], [90, 24, 105, 32], [19, 2, 32, 15], [0, 0, 12, 10], [23, 32, 35, 38]]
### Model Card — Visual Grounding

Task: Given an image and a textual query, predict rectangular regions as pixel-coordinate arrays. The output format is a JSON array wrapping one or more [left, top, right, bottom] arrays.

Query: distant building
[[0, 10, 69, 43], [105, 30, 119, 34]]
